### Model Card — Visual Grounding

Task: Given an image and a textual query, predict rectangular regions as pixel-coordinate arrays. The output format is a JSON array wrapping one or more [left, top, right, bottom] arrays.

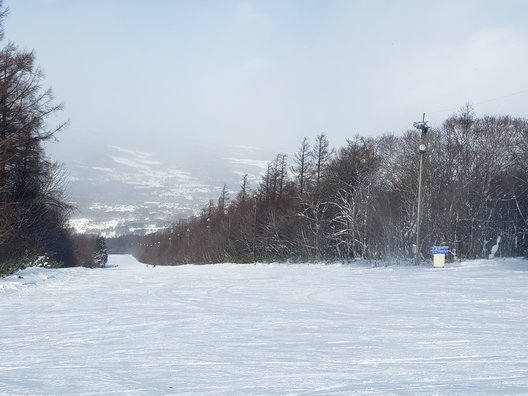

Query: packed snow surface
[[1, 256, 527, 395]]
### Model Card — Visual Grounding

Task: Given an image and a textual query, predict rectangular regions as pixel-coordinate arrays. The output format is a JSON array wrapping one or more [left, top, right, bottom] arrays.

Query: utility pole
[[252, 195, 257, 262], [413, 113, 430, 265]]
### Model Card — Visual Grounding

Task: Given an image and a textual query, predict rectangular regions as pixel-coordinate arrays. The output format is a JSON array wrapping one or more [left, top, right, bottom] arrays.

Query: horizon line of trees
[[122, 107, 528, 265], [2, 0, 527, 269]]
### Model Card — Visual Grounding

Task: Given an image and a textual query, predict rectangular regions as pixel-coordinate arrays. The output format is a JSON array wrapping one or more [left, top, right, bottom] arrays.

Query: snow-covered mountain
[[50, 137, 276, 236]]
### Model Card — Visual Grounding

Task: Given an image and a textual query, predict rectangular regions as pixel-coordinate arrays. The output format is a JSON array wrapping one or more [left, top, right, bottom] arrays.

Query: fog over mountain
[[48, 134, 277, 236]]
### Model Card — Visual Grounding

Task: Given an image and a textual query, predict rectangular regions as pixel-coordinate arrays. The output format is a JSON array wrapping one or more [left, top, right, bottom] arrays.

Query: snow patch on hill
[[60, 143, 278, 236]]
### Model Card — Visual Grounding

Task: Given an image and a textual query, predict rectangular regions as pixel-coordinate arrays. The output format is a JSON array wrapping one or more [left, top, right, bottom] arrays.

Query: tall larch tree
[[0, 2, 73, 267]]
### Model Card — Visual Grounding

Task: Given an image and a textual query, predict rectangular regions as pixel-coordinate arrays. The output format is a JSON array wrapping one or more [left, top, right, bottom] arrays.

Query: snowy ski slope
[[1, 255, 527, 394]]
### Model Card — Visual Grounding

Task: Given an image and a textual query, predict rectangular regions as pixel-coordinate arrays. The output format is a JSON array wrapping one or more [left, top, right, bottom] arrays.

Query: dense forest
[[122, 108, 528, 265]]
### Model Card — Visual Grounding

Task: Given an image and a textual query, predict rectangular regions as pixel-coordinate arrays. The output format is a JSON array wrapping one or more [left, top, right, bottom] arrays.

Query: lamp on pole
[[413, 113, 430, 265]]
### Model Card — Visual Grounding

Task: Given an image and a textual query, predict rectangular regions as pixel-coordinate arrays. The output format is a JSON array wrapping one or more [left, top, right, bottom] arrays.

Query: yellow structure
[[433, 254, 445, 268]]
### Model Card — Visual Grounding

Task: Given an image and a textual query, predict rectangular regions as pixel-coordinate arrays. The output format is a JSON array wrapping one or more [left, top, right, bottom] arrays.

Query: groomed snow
[[1, 256, 527, 395]]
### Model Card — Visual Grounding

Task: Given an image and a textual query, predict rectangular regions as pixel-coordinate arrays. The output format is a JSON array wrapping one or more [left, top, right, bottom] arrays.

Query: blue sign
[[430, 246, 450, 254]]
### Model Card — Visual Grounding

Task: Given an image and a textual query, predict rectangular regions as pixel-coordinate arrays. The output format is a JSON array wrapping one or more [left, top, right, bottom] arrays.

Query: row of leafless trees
[[0, 2, 75, 270], [129, 108, 528, 265]]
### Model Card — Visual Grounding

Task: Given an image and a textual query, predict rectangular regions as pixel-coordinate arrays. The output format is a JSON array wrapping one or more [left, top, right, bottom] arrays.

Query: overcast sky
[[4, 0, 528, 154]]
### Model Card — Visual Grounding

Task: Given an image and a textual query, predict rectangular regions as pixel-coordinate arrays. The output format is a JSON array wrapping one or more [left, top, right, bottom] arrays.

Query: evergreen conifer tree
[[94, 235, 108, 268]]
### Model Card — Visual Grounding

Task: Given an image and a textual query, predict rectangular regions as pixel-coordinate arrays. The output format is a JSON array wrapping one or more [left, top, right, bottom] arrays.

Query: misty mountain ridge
[[52, 138, 278, 237]]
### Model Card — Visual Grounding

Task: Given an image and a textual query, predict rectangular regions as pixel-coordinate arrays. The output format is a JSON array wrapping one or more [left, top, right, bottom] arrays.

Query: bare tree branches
[[0, 16, 72, 266], [132, 112, 528, 265]]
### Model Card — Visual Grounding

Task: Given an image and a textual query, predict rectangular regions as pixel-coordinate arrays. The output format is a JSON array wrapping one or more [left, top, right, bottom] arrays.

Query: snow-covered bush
[[0, 254, 62, 278]]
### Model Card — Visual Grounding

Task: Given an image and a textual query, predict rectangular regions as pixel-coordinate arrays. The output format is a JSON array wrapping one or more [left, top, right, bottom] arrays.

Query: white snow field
[[1, 255, 527, 395]]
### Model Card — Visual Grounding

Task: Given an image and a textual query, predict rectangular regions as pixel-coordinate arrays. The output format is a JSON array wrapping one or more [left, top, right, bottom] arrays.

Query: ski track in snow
[[1, 256, 527, 395]]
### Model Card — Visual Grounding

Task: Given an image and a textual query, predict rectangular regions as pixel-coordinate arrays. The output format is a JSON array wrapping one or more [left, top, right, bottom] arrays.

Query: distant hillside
[[49, 137, 278, 236]]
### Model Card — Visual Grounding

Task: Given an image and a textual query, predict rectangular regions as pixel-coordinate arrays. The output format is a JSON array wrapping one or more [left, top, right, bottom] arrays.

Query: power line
[[474, 88, 528, 105], [427, 88, 528, 116]]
